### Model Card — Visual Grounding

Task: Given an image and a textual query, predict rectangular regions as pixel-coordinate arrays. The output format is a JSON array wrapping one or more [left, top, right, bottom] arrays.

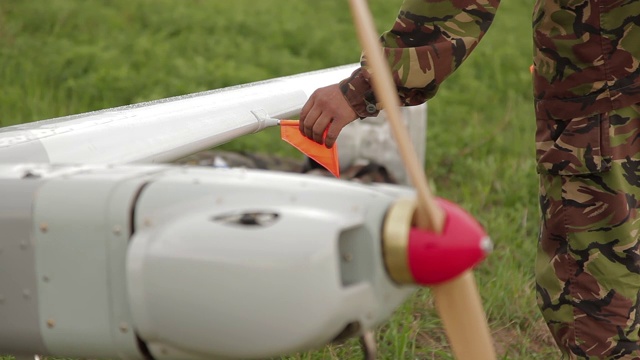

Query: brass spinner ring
[[382, 197, 418, 284]]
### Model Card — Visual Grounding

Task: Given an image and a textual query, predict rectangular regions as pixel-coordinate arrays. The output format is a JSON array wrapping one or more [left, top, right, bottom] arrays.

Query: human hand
[[299, 84, 358, 148]]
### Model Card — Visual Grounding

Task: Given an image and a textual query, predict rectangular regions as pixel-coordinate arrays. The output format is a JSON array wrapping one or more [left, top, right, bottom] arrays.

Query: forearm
[[342, 0, 501, 118]]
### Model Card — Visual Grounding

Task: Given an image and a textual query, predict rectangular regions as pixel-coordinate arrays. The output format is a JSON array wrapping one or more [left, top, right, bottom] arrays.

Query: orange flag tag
[[280, 120, 340, 178]]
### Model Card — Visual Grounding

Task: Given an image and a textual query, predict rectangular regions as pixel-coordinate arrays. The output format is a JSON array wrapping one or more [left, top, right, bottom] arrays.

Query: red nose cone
[[407, 198, 491, 286]]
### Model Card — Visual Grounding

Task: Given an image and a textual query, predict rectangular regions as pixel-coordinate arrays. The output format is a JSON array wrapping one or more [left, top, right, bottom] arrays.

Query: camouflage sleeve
[[341, 0, 501, 118]]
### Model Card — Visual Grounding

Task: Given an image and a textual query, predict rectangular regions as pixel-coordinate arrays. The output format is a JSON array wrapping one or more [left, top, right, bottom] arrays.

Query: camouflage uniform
[[534, 1, 640, 358], [341, 0, 501, 118], [340, 0, 640, 358]]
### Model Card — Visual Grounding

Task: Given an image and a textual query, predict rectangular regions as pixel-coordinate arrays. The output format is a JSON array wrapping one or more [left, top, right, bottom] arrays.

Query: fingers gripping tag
[[280, 120, 340, 178]]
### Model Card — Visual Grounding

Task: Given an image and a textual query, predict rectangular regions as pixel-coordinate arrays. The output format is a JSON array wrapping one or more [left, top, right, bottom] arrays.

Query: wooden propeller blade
[[347, 0, 496, 358]]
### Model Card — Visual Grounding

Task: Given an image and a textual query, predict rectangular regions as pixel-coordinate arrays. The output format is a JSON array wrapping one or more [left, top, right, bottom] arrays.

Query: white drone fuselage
[[0, 164, 415, 359], [0, 65, 427, 359]]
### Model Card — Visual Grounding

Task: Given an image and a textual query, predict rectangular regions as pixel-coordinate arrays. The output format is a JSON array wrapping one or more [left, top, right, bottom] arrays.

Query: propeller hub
[[382, 197, 491, 286]]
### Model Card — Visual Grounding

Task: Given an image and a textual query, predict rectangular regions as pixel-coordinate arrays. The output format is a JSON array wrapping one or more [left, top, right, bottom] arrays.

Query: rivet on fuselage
[[119, 322, 129, 333]]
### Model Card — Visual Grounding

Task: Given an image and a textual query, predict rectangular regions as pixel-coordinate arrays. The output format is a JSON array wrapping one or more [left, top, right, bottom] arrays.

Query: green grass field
[[0, 0, 559, 359]]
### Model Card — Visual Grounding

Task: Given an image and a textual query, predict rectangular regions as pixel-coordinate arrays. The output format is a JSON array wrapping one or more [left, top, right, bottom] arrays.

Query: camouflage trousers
[[536, 105, 640, 359]]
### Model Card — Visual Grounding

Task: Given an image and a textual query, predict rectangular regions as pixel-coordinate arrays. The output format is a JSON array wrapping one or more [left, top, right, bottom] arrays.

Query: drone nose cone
[[407, 198, 491, 286], [382, 197, 491, 286]]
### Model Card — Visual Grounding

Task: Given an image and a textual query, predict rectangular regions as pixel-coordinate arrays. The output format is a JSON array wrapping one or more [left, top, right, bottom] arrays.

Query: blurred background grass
[[0, 0, 557, 359]]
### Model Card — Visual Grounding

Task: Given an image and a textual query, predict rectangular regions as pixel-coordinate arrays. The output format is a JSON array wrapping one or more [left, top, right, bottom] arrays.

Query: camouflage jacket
[[533, 0, 640, 121], [341, 0, 640, 123], [341, 0, 500, 118]]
